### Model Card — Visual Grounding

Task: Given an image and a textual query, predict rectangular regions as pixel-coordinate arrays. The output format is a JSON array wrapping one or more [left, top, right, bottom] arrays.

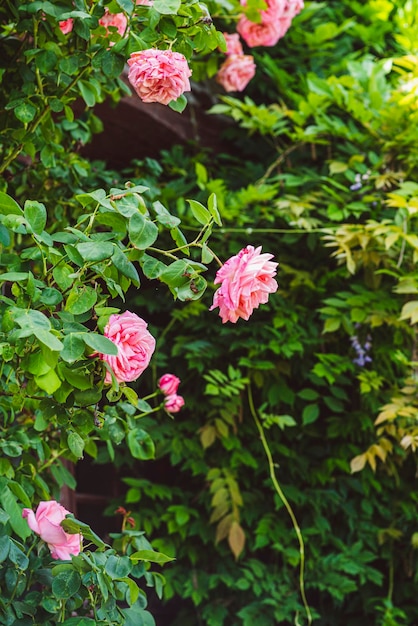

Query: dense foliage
[[1, 0, 418, 625]]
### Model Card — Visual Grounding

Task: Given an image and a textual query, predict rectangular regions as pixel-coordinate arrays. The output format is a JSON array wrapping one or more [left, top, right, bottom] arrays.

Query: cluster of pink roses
[[237, 0, 304, 48], [158, 374, 185, 414], [59, 8, 128, 38], [97, 311, 185, 413], [216, 33, 256, 93], [217, 0, 303, 92]]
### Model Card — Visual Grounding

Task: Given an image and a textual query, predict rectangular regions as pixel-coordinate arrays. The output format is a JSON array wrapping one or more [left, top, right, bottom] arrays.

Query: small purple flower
[[350, 332, 372, 366]]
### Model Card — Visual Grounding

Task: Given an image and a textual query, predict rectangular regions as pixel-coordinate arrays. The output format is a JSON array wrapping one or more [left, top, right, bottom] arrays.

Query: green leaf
[[302, 403, 320, 425], [65, 286, 97, 315], [129, 213, 159, 249], [186, 199, 211, 225], [14, 102, 37, 123], [52, 571, 82, 598], [168, 93, 187, 113], [0, 482, 31, 539], [207, 193, 222, 226], [127, 429, 155, 460], [36, 329, 64, 352], [61, 516, 106, 549], [130, 549, 175, 564], [24, 200, 47, 235], [67, 431, 85, 458], [0, 536, 11, 562], [61, 334, 86, 363], [104, 555, 132, 579], [0, 272, 29, 282], [81, 333, 118, 355], [0, 192, 22, 216], [35, 368, 62, 393], [79, 80, 97, 107], [101, 50, 125, 78], [112, 246, 140, 284], [153, 0, 181, 12], [14, 309, 51, 331], [76, 241, 114, 262]]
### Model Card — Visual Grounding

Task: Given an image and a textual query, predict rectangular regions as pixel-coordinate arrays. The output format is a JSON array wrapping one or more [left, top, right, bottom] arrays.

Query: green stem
[[248, 384, 312, 626]]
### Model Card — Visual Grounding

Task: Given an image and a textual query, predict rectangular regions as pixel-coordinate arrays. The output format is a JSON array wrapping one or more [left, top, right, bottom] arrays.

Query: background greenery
[[1, 0, 418, 625]]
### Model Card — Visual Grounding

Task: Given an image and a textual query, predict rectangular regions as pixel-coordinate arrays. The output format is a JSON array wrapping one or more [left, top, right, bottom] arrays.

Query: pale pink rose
[[100, 311, 156, 384], [164, 393, 185, 413], [223, 33, 243, 56], [59, 18, 74, 34], [22, 501, 81, 560], [237, 15, 291, 47], [136, 0, 153, 5], [99, 8, 128, 37], [216, 55, 256, 92], [158, 373, 181, 396], [210, 245, 278, 323], [127, 49, 192, 105]]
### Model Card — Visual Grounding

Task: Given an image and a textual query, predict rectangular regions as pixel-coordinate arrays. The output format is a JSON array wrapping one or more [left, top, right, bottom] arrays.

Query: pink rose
[[136, 0, 153, 5], [210, 245, 278, 323], [22, 501, 81, 560], [216, 54, 256, 92], [159, 373, 181, 395], [100, 311, 156, 384], [223, 33, 243, 56], [59, 19, 74, 34], [99, 8, 128, 38], [237, 15, 291, 47], [127, 49, 192, 105], [164, 393, 185, 413]]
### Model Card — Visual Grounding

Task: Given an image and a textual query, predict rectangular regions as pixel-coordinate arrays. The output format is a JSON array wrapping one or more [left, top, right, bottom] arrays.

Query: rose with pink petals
[[223, 32, 244, 56], [216, 54, 256, 92], [127, 49, 192, 105], [164, 394, 185, 413], [237, 15, 292, 47], [99, 8, 128, 38], [99, 311, 155, 384], [22, 501, 81, 560], [59, 19, 74, 34], [158, 373, 181, 396], [210, 245, 278, 323]]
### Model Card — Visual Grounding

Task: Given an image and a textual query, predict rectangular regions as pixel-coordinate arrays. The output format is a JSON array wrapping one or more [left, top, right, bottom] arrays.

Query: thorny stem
[[248, 384, 313, 626]]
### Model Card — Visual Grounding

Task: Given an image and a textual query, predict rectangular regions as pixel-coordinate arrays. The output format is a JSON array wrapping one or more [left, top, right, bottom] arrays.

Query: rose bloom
[[59, 18, 74, 34], [223, 32, 243, 56], [136, 0, 153, 5], [100, 311, 156, 384], [99, 8, 128, 37], [237, 14, 292, 47], [127, 49, 192, 105], [22, 501, 81, 560], [158, 373, 181, 396], [210, 245, 278, 323], [164, 393, 185, 413], [216, 54, 256, 92]]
